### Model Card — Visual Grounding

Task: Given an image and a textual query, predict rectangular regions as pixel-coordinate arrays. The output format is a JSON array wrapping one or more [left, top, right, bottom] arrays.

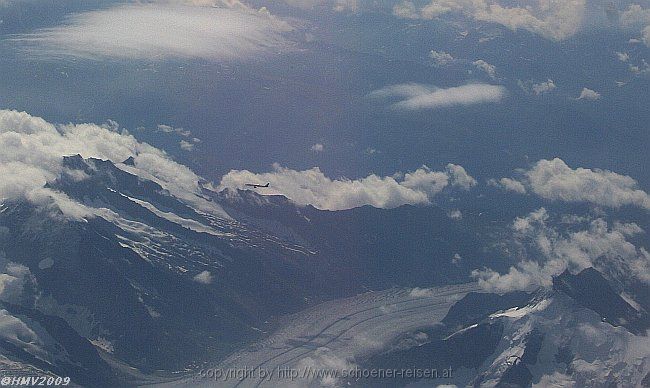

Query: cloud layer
[[283, 0, 359, 12], [369, 83, 506, 110], [218, 163, 476, 210], [393, 0, 586, 40], [0, 109, 227, 220], [13, 3, 291, 60], [473, 208, 650, 292]]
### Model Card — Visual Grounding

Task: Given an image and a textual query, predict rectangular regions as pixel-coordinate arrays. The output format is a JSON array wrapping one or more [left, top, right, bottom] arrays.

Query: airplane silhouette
[[245, 182, 270, 189]]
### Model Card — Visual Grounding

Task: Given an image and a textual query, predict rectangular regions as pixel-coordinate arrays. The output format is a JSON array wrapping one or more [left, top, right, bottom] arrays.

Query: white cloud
[[332, 0, 358, 12], [0, 109, 228, 220], [0, 262, 34, 305], [393, 1, 420, 19], [429, 50, 455, 66], [488, 177, 527, 194], [445, 163, 477, 189], [310, 143, 324, 152], [517, 78, 557, 96], [474, 261, 551, 292], [532, 79, 556, 95], [619, 4, 650, 25], [577, 87, 601, 100], [157, 124, 191, 137], [193, 270, 213, 284], [13, 3, 292, 61], [393, 0, 587, 41], [169, 134, 202, 151], [477, 0, 586, 40], [452, 253, 462, 264], [612, 221, 644, 237], [616, 52, 630, 62], [500, 178, 527, 194], [525, 158, 649, 210], [218, 163, 476, 210], [472, 59, 496, 79], [179, 140, 194, 151], [279, 0, 358, 12], [473, 208, 650, 292], [642, 25, 650, 47], [369, 83, 506, 110], [492, 158, 650, 210], [629, 59, 650, 75], [418, 0, 458, 19], [619, 3, 650, 44], [0, 0, 31, 7]]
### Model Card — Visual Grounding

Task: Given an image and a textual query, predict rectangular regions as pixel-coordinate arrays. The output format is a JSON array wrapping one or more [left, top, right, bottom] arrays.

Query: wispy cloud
[[12, 3, 292, 61], [369, 83, 506, 110], [283, 0, 358, 12], [393, 0, 586, 41]]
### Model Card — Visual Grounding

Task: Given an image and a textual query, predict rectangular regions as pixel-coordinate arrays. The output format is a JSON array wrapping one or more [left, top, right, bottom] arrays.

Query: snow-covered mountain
[[0, 110, 646, 386], [1, 153, 648, 386], [0, 153, 498, 385], [358, 268, 649, 387]]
